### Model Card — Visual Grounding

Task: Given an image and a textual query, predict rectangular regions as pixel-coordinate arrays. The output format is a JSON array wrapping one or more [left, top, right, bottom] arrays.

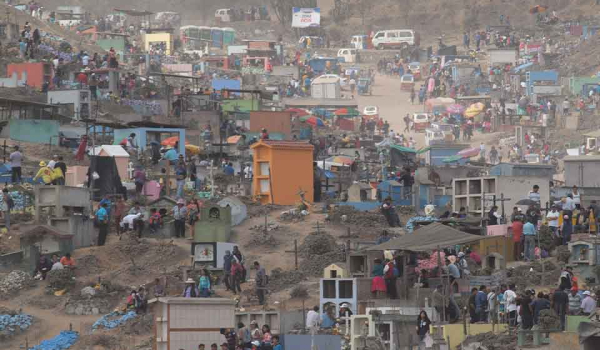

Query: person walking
[[95, 202, 109, 246], [9, 145, 22, 183], [416, 310, 432, 349], [504, 284, 518, 326], [172, 199, 188, 238], [523, 219, 537, 261]]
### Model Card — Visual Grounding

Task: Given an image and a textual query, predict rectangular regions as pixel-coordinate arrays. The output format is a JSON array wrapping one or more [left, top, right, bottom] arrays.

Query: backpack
[[393, 266, 400, 277]]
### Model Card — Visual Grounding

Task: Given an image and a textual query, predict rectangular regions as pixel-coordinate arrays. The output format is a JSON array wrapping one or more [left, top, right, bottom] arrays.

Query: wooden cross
[[2, 140, 7, 164], [284, 239, 298, 270]]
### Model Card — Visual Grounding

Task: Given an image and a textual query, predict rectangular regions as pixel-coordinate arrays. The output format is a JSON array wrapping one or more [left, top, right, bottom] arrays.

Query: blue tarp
[[29, 331, 79, 350], [513, 62, 533, 73]]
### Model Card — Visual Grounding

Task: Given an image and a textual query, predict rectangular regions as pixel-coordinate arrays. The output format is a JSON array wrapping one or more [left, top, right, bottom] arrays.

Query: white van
[[337, 48, 358, 63], [215, 9, 232, 22], [371, 29, 419, 50]]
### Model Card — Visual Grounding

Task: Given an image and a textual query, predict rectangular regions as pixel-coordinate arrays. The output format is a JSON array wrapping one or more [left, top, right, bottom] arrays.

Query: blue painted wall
[[9, 119, 59, 145]]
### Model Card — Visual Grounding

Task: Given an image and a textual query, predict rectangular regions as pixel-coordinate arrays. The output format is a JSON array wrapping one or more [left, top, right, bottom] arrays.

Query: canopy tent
[[367, 222, 484, 252]]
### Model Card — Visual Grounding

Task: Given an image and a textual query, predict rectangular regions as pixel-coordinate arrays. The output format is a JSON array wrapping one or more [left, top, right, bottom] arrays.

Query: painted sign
[[292, 8, 320, 28]]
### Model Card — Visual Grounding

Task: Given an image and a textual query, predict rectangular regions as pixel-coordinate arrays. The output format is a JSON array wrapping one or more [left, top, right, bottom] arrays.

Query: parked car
[[372, 29, 419, 50], [363, 106, 379, 116]]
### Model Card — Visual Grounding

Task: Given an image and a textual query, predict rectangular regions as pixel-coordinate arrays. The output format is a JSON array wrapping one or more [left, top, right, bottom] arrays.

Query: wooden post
[[285, 239, 299, 270]]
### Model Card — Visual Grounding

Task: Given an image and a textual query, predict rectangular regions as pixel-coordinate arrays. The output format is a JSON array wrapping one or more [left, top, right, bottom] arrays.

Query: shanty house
[[92, 145, 131, 181]]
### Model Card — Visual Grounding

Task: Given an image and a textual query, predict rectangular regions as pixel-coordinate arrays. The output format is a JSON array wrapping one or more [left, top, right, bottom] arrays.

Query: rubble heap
[[328, 206, 389, 229], [0, 271, 33, 296], [0, 313, 33, 341], [555, 245, 571, 264], [269, 268, 306, 292], [461, 331, 517, 350], [299, 232, 345, 276], [46, 269, 74, 292], [507, 260, 561, 289], [539, 309, 561, 330]]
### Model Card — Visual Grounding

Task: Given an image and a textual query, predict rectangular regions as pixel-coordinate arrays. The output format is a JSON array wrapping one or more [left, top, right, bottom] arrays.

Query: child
[[148, 208, 162, 233], [272, 335, 281, 350]]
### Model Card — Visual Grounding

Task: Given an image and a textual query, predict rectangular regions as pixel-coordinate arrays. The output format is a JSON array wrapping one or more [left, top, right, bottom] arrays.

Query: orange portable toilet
[[250, 140, 314, 205]]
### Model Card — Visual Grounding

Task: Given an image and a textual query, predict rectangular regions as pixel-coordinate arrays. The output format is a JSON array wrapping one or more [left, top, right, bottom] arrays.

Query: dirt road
[[355, 74, 427, 147]]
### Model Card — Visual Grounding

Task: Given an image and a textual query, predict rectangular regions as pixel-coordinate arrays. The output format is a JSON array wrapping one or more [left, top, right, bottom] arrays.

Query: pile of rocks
[[269, 268, 306, 292], [250, 222, 280, 232], [65, 298, 111, 316], [462, 331, 516, 350], [507, 260, 561, 289], [539, 309, 561, 330], [46, 269, 74, 291], [298, 232, 346, 276], [246, 231, 277, 247], [328, 206, 388, 229], [299, 232, 338, 256], [0, 271, 33, 296]]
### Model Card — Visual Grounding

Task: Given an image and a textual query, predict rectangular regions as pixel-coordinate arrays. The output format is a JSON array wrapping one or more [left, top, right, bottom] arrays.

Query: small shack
[[92, 145, 131, 181], [250, 140, 314, 205], [217, 197, 247, 226], [151, 297, 235, 350], [193, 205, 232, 242], [377, 180, 409, 205], [311, 74, 341, 99], [324, 262, 348, 278], [347, 182, 373, 202], [20, 225, 73, 266]]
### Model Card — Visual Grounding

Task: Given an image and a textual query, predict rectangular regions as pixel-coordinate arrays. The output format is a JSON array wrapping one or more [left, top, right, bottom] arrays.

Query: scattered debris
[[246, 230, 277, 247], [462, 331, 517, 350]]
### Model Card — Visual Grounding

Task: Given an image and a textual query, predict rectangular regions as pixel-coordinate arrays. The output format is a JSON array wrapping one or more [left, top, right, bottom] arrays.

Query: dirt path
[[0, 286, 98, 349]]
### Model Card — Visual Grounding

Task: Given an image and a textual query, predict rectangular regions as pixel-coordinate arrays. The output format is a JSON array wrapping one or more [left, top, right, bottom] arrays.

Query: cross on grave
[[284, 239, 298, 270], [2, 140, 7, 164]]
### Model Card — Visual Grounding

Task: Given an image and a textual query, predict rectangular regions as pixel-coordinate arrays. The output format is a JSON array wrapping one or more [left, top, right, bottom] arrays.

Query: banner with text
[[292, 7, 320, 28]]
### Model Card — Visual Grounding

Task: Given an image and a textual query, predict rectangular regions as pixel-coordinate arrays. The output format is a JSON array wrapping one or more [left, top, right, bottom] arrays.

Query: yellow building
[[143, 31, 174, 55], [323, 262, 348, 278]]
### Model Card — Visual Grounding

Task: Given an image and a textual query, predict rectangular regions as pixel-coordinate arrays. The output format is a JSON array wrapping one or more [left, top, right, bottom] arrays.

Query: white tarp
[[292, 8, 320, 28]]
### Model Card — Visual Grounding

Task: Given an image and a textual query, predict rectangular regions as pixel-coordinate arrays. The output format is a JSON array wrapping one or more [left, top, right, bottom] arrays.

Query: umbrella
[[326, 155, 354, 165], [185, 144, 201, 155], [286, 108, 310, 117], [446, 104, 465, 114], [457, 147, 480, 157], [465, 103, 485, 118], [161, 136, 189, 147], [334, 108, 360, 116], [516, 199, 538, 206], [312, 108, 333, 118], [301, 116, 325, 127]]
